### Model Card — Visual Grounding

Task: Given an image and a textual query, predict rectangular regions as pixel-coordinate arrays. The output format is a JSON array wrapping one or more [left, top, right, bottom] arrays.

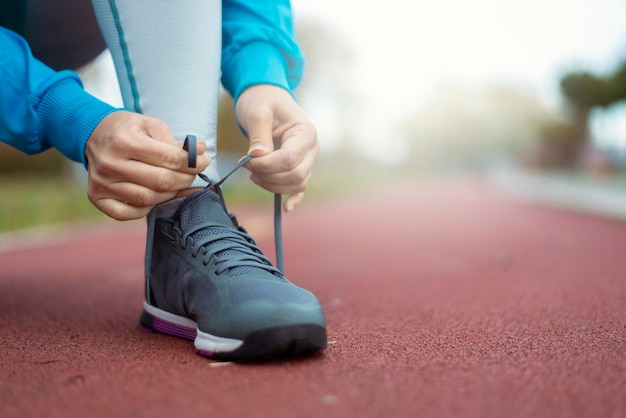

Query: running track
[[1, 178, 624, 418]]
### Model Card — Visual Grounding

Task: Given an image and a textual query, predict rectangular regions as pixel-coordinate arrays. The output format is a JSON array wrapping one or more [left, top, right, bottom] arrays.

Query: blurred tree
[[0, 143, 66, 175], [216, 91, 248, 156], [554, 58, 626, 168], [611, 62, 626, 99], [560, 71, 613, 111]]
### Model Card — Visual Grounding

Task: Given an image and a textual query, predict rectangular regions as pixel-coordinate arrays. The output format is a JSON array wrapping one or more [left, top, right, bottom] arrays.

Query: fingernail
[[286, 204, 295, 212], [248, 144, 269, 155]]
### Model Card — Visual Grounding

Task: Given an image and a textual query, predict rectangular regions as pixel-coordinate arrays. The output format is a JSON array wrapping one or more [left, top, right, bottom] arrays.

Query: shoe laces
[[183, 135, 285, 274], [178, 215, 281, 277]]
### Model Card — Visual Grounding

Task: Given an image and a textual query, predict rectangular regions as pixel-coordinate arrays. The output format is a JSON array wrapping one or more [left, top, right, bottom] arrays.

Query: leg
[[92, 0, 221, 182], [92, 0, 327, 361]]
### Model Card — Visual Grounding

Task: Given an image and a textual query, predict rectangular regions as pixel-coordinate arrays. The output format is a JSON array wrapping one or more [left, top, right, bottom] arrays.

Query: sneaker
[[139, 180, 327, 360]]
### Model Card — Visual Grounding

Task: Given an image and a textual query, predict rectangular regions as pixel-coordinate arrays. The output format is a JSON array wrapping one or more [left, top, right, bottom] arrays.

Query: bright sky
[[293, 0, 626, 160]]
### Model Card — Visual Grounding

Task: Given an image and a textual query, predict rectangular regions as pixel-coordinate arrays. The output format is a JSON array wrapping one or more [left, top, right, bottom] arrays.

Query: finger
[[184, 139, 208, 168], [91, 198, 152, 221], [88, 177, 177, 210], [141, 117, 179, 146], [248, 162, 314, 192], [249, 170, 312, 196], [245, 128, 318, 175], [141, 116, 206, 156], [89, 112, 209, 173], [133, 115, 211, 171], [247, 147, 317, 187], [244, 109, 276, 157], [122, 135, 210, 173], [111, 159, 201, 193], [244, 147, 313, 181], [99, 180, 180, 208], [89, 157, 200, 199], [284, 192, 305, 212]]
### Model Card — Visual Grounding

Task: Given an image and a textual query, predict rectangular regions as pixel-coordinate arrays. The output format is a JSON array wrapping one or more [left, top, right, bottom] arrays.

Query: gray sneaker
[[139, 183, 327, 360]]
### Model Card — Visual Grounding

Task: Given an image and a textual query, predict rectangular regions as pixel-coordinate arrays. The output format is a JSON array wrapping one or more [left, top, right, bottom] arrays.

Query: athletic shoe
[[139, 182, 327, 360]]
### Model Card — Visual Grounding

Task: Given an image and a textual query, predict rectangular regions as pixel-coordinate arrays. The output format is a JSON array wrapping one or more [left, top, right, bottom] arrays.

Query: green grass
[[220, 165, 382, 207], [0, 176, 106, 233], [539, 169, 626, 189], [0, 162, 387, 234]]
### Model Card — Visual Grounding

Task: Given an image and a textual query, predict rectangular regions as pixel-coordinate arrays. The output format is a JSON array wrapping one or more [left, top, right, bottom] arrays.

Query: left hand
[[236, 84, 320, 212]]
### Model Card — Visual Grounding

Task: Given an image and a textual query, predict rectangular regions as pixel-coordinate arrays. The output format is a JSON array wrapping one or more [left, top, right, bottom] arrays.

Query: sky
[[292, 0, 626, 161]]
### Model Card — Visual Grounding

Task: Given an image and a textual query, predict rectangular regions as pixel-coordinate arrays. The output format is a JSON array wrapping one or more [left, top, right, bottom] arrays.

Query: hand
[[236, 84, 320, 212], [85, 111, 210, 220]]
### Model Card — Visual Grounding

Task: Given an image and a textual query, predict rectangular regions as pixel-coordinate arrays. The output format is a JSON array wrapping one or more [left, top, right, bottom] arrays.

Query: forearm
[[221, 0, 304, 101], [0, 26, 117, 164]]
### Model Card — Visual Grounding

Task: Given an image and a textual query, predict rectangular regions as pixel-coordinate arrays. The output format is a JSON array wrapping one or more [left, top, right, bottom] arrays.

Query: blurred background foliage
[[2, 3, 626, 232]]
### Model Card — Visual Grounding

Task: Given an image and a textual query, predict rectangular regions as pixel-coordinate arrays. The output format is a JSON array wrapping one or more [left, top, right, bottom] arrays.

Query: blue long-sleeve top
[[221, 0, 303, 102], [0, 0, 303, 165], [0, 26, 117, 164]]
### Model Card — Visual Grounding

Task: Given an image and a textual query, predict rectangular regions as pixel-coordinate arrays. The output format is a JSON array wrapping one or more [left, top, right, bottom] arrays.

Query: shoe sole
[[140, 302, 327, 360]]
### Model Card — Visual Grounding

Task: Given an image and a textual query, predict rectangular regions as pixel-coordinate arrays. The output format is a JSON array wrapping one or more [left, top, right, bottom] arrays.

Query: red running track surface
[[0, 179, 624, 418]]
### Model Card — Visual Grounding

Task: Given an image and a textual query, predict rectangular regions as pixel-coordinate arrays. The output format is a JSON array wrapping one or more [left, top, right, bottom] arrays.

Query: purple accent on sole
[[196, 349, 217, 358], [152, 317, 197, 340]]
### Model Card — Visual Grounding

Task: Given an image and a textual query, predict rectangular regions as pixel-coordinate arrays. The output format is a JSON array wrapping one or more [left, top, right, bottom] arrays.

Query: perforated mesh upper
[[177, 190, 282, 279]]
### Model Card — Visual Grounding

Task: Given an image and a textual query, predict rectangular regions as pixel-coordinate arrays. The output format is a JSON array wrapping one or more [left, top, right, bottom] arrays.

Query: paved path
[[1, 178, 624, 418]]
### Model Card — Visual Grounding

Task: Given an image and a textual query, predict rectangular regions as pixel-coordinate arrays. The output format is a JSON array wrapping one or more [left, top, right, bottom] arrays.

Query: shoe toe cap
[[197, 294, 326, 340]]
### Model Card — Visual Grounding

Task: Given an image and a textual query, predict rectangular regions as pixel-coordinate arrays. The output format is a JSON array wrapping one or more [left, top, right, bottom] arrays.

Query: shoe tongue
[[177, 189, 234, 229], [176, 188, 256, 277]]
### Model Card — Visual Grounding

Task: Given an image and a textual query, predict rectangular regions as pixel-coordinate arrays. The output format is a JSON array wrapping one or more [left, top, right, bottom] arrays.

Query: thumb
[[245, 114, 275, 157], [140, 114, 181, 147], [143, 115, 207, 154]]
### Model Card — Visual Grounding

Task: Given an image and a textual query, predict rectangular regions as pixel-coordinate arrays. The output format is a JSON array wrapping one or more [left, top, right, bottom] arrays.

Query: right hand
[[85, 111, 210, 220]]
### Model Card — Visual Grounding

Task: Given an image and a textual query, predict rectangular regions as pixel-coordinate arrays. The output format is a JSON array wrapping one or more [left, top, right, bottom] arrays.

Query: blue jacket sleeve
[[221, 0, 304, 102], [0, 26, 117, 165]]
